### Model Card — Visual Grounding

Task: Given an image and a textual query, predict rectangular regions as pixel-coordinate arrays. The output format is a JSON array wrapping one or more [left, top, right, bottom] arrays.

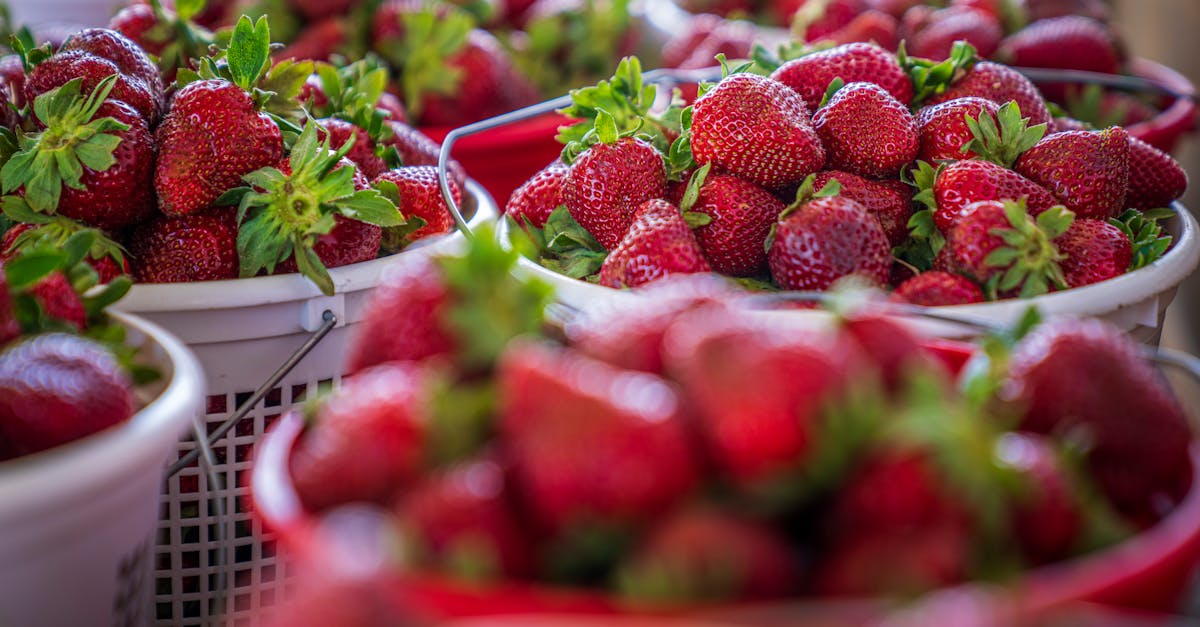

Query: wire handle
[[1012, 66, 1197, 101]]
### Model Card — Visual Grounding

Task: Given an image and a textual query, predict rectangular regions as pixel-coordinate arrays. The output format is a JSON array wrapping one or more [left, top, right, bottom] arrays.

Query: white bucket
[[498, 204, 1200, 344], [7, 0, 121, 29], [0, 311, 205, 627], [113, 182, 497, 627]]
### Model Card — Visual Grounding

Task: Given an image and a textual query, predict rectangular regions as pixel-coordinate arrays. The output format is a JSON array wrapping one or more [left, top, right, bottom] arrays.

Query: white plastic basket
[[0, 311, 205, 627], [7, 0, 121, 29], [113, 183, 496, 627]]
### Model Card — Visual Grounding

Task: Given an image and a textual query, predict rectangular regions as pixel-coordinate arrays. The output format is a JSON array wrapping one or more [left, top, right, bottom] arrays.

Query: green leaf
[[819, 77, 844, 110], [175, 0, 206, 22], [4, 249, 67, 289], [0, 195, 51, 224], [226, 15, 271, 91], [335, 190, 404, 227], [293, 241, 334, 296], [61, 229, 97, 268]]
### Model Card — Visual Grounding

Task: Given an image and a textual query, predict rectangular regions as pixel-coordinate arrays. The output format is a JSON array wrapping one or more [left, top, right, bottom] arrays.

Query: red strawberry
[[813, 170, 912, 247], [1055, 219, 1131, 288], [997, 16, 1121, 76], [907, 6, 1003, 61], [680, 169, 784, 276], [0, 54, 27, 110], [0, 333, 133, 456], [994, 432, 1083, 565], [916, 97, 1001, 162], [616, 508, 803, 602], [393, 456, 535, 579], [382, 121, 466, 191], [563, 136, 667, 250], [0, 223, 128, 285], [278, 18, 347, 62], [662, 13, 726, 69], [818, 518, 972, 596], [689, 73, 825, 192], [768, 183, 891, 291], [840, 310, 948, 391], [942, 199, 1072, 297], [813, 82, 919, 179], [674, 19, 758, 71], [290, 362, 431, 512], [319, 117, 387, 180], [377, 93, 408, 124], [1051, 116, 1092, 134], [414, 30, 538, 127], [770, 42, 913, 113], [24, 50, 159, 125], [0, 266, 17, 346], [770, 0, 866, 39], [59, 28, 163, 99], [890, 271, 985, 306], [825, 10, 900, 50], [925, 61, 1052, 128], [598, 199, 712, 289], [155, 79, 284, 216], [1002, 317, 1193, 524], [373, 165, 461, 245], [867, 0, 923, 17], [109, 3, 167, 56], [932, 159, 1059, 232], [275, 215, 382, 275], [128, 210, 240, 283], [1022, 0, 1110, 23], [505, 159, 567, 229], [1124, 136, 1188, 210], [663, 307, 861, 486], [497, 340, 700, 532], [28, 273, 87, 331], [1014, 127, 1130, 221]]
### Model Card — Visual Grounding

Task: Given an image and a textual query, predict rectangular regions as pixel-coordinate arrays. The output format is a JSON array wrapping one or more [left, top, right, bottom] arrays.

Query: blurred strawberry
[[907, 6, 1003, 61], [890, 271, 985, 306], [997, 16, 1121, 76], [994, 432, 1084, 565]]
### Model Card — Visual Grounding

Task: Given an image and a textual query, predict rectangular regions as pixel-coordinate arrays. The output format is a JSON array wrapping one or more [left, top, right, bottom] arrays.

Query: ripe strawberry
[[505, 160, 567, 229], [275, 215, 382, 275], [393, 457, 535, 579], [824, 10, 899, 50], [598, 199, 712, 289], [770, 0, 865, 39], [1125, 136, 1188, 210], [59, 28, 163, 99], [0, 54, 26, 110], [129, 210, 240, 283], [1, 223, 128, 285], [997, 16, 1121, 76], [674, 19, 757, 71], [319, 117, 388, 181], [769, 43, 913, 113], [931, 159, 1059, 232], [925, 61, 1052, 128], [890, 271, 985, 306], [563, 136, 667, 251], [868, 0, 923, 17], [661, 13, 726, 69], [497, 340, 700, 532], [403, 29, 537, 127], [1001, 317, 1193, 524], [1022, 0, 1111, 23], [0, 333, 133, 456], [907, 6, 1003, 61], [840, 310, 948, 392], [678, 168, 783, 276], [817, 517, 972, 596], [616, 508, 802, 602], [813, 170, 912, 247], [27, 272, 87, 331], [24, 50, 159, 125], [768, 180, 891, 291], [382, 121, 466, 192], [813, 82, 919, 179], [994, 432, 1083, 565], [1052, 116, 1092, 134], [290, 362, 431, 512], [689, 73, 825, 192], [1, 79, 156, 231], [373, 165, 461, 246], [1055, 219, 1130, 288], [109, 4, 166, 56], [943, 199, 1072, 298], [156, 79, 283, 216], [1014, 127, 1130, 221], [916, 97, 1000, 162], [345, 252, 454, 372]]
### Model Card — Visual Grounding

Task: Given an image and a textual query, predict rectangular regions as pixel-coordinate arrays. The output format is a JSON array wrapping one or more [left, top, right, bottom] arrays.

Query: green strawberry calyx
[[678, 163, 714, 228], [1, 196, 128, 271], [139, 0, 216, 78], [818, 77, 845, 109], [981, 199, 1073, 300], [1111, 207, 1174, 271], [219, 121, 405, 296], [962, 101, 1047, 169], [510, 207, 608, 280], [374, 6, 474, 120], [558, 56, 678, 165], [901, 40, 979, 108], [0, 75, 128, 213], [895, 160, 946, 271], [310, 58, 404, 168], [4, 228, 131, 329]]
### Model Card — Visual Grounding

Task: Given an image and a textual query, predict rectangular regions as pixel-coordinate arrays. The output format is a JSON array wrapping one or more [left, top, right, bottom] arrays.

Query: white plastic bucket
[[0, 311, 205, 627], [7, 0, 121, 29], [113, 182, 496, 627], [498, 204, 1200, 344]]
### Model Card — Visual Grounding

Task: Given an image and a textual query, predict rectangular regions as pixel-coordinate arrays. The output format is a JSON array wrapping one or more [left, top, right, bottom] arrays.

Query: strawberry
[[1124, 136, 1188, 210], [769, 43, 913, 113], [274, 215, 382, 275], [24, 50, 159, 126], [1, 78, 156, 231], [278, 18, 347, 62], [1021, 0, 1111, 23], [128, 210, 240, 283], [563, 136, 667, 251], [689, 72, 825, 192], [674, 19, 757, 71], [1, 222, 128, 284], [345, 252, 454, 372], [497, 340, 700, 532], [109, 4, 166, 56], [770, 0, 866, 39], [318, 117, 388, 181], [59, 28, 163, 99], [768, 178, 892, 291], [615, 508, 802, 602], [1055, 219, 1131, 288], [817, 517, 972, 596], [678, 166, 783, 276], [997, 16, 1121, 76], [27, 272, 87, 332], [1051, 116, 1092, 134], [661, 13, 726, 69], [890, 270, 985, 306], [907, 6, 1003, 61], [290, 362, 431, 512], [942, 199, 1072, 298], [813, 170, 912, 247], [924, 61, 1052, 128], [0, 267, 17, 346], [393, 457, 535, 579], [505, 159, 567, 229], [812, 81, 919, 179], [0, 333, 133, 456], [373, 165, 461, 247], [1014, 127, 1130, 221], [916, 97, 1000, 163], [994, 432, 1083, 565], [824, 10, 899, 50], [929, 159, 1059, 232], [382, 121, 467, 192], [1001, 317, 1193, 524], [0, 54, 27, 110], [598, 199, 712, 289], [288, 0, 361, 21], [839, 310, 948, 392]]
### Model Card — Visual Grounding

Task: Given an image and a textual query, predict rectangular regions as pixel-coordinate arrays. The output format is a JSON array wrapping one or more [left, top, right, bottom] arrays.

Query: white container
[[0, 311, 205, 627], [7, 0, 121, 29], [114, 183, 496, 627], [498, 204, 1200, 344]]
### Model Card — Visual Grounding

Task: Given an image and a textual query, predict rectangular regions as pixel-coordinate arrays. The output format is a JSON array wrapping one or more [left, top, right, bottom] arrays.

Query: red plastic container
[[421, 112, 569, 207], [1124, 58, 1198, 154]]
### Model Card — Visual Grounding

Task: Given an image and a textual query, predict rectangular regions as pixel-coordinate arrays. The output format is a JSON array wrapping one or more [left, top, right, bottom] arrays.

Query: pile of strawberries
[[267, 233, 1194, 624], [0, 230, 149, 462], [506, 43, 1187, 305], [0, 15, 467, 295]]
